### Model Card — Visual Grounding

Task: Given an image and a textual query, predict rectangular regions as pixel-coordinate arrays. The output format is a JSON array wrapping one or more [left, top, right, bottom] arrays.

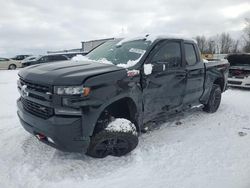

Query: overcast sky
[[0, 0, 250, 57]]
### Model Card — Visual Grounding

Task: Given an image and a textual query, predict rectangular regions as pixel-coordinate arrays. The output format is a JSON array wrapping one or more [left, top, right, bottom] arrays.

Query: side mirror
[[143, 63, 167, 75], [143, 62, 169, 75], [143, 64, 153, 75]]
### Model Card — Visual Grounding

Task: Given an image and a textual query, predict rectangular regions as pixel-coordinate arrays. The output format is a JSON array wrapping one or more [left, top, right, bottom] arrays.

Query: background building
[[48, 38, 114, 55]]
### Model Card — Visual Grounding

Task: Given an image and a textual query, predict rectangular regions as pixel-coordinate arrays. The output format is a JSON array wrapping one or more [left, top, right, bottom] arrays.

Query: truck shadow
[[21, 135, 136, 181], [20, 106, 210, 182]]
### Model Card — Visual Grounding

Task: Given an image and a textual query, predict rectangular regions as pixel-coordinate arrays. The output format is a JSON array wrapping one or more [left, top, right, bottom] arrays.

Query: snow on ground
[[0, 70, 250, 188]]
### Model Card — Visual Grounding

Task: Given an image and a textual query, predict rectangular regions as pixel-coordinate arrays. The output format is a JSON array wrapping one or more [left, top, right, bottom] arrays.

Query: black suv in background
[[51, 52, 88, 59], [21, 54, 69, 67]]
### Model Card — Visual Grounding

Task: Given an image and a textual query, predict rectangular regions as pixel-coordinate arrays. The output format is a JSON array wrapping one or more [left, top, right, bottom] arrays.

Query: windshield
[[227, 54, 250, 66], [86, 39, 151, 68]]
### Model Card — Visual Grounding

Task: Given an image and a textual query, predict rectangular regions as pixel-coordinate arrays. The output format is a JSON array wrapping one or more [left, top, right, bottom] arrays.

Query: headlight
[[54, 86, 91, 96]]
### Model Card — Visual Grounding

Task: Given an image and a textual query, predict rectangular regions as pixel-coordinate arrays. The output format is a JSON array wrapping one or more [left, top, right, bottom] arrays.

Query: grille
[[20, 79, 50, 93], [21, 97, 53, 119]]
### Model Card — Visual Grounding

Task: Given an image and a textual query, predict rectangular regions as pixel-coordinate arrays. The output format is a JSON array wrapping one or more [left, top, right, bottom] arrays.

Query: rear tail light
[[234, 70, 243, 75]]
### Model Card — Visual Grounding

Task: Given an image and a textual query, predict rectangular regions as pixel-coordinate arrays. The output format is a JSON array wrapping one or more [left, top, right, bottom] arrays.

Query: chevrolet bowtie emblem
[[21, 85, 29, 97]]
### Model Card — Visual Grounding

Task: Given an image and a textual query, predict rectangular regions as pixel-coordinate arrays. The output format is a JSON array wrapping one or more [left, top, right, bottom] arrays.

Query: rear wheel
[[203, 84, 222, 113], [87, 118, 138, 158], [8, 64, 16, 70]]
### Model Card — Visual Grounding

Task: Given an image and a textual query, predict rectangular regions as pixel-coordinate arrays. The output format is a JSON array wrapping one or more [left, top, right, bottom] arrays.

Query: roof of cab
[[116, 34, 196, 46]]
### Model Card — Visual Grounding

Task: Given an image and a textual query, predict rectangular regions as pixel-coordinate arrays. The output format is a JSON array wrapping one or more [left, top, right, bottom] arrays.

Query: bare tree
[[195, 36, 207, 53], [206, 38, 216, 54], [195, 32, 242, 54], [243, 18, 250, 52], [231, 40, 240, 53], [219, 33, 233, 54]]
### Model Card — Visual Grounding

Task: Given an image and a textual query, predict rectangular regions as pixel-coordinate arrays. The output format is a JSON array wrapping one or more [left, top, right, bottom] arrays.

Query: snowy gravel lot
[[1, 70, 250, 188]]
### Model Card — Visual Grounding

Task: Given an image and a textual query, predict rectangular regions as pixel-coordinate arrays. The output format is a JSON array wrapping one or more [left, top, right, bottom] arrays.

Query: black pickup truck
[[17, 35, 229, 158]]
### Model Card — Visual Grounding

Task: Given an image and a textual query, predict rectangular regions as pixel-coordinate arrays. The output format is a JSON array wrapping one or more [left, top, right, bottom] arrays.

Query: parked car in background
[[11, 55, 31, 61], [21, 56, 41, 67], [21, 54, 69, 67], [226, 53, 250, 88], [0, 57, 21, 70]]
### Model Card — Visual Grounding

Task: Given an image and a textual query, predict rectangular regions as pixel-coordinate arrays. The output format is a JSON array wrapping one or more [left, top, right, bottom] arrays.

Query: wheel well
[[93, 98, 139, 134], [214, 78, 224, 91], [8, 64, 16, 69]]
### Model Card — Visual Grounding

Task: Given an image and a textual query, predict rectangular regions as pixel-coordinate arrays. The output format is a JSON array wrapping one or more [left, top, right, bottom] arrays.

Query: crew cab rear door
[[142, 40, 187, 123], [182, 43, 205, 105]]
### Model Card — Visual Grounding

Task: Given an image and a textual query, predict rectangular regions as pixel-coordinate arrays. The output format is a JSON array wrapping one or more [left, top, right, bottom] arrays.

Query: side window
[[55, 55, 68, 61], [184, 43, 197, 66], [16, 56, 22, 60], [47, 56, 56, 61], [62, 55, 68, 60], [47, 56, 54, 61], [40, 56, 48, 62], [65, 54, 73, 58], [151, 42, 181, 68]]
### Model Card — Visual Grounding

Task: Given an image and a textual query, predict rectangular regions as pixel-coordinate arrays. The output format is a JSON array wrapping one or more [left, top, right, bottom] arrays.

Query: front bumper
[[17, 99, 90, 152], [228, 77, 250, 88]]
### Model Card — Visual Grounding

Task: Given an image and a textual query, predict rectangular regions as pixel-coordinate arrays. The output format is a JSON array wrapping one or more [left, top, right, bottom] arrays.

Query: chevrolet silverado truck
[[17, 35, 229, 158], [227, 53, 250, 88]]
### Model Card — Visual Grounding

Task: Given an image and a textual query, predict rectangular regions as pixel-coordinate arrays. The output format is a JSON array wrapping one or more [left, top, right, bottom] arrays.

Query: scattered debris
[[175, 121, 182, 126], [238, 132, 247, 137]]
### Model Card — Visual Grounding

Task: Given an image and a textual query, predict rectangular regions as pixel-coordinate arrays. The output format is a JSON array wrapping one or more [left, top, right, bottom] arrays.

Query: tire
[[8, 64, 16, 70], [87, 118, 138, 158], [203, 84, 222, 113]]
